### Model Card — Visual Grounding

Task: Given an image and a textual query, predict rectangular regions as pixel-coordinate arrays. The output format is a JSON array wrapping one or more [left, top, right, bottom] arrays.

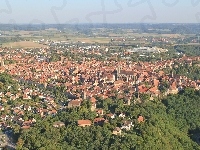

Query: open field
[[69, 37, 111, 43], [108, 32, 190, 38], [2, 41, 48, 48]]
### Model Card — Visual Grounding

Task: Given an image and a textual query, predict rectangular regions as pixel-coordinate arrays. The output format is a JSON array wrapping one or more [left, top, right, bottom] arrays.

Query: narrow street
[[5, 131, 16, 150]]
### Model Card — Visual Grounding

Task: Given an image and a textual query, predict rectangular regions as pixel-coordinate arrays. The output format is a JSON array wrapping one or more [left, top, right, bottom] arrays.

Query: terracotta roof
[[94, 118, 105, 123], [77, 120, 91, 125], [138, 116, 144, 123], [21, 125, 30, 129], [68, 100, 81, 106], [90, 97, 96, 103]]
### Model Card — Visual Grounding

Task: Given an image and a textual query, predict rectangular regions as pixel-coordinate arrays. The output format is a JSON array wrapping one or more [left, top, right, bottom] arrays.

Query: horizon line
[[0, 22, 200, 25]]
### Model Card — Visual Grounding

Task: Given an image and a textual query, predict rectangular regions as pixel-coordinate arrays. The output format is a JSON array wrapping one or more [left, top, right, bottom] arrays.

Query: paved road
[[5, 131, 16, 150]]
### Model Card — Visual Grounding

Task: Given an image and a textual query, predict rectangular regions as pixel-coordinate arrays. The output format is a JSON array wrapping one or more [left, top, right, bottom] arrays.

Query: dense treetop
[[15, 87, 200, 150]]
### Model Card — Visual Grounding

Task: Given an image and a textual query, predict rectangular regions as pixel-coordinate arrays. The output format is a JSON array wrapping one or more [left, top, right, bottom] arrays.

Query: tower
[[117, 66, 121, 74], [60, 56, 65, 63], [117, 66, 121, 80], [126, 75, 129, 82], [72, 76, 75, 84], [171, 71, 174, 78], [83, 90, 87, 100], [0, 58, 4, 67], [127, 98, 131, 105]]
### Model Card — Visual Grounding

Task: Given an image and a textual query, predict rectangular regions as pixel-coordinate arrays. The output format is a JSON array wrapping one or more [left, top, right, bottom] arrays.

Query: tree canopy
[[16, 88, 200, 150]]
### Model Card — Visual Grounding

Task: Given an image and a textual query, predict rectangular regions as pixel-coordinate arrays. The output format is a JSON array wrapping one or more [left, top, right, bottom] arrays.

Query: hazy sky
[[0, 0, 200, 24]]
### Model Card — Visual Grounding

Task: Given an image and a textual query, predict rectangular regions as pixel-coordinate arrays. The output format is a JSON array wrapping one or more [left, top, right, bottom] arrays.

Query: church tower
[[117, 66, 121, 74], [171, 70, 174, 78], [0, 58, 4, 67], [116, 66, 121, 80]]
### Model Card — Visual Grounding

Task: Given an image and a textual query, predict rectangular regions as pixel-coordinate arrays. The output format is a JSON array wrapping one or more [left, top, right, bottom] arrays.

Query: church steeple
[[116, 66, 121, 80], [117, 66, 121, 74], [0, 57, 4, 67]]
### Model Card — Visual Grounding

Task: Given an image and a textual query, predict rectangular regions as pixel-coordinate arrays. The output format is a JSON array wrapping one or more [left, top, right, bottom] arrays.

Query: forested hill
[[16, 88, 200, 150]]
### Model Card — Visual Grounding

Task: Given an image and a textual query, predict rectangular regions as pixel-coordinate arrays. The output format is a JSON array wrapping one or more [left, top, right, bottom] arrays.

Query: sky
[[0, 0, 200, 24]]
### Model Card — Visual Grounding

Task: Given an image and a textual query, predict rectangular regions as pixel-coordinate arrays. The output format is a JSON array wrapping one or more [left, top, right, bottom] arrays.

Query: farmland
[[2, 41, 48, 48]]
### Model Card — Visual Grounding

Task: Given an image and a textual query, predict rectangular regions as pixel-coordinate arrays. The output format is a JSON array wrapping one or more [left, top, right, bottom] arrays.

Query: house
[[49, 109, 57, 116], [21, 125, 30, 129], [96, 109, 104, 116], [93, 118, 105, 125], [168, 82, 178, 94], [53, 121, 65, 128], [68, 100, 81, 108], [22, 120, 32, 127], [119, 113, 126, 118], [5, 92, 11, 97], [77, 120, 92, 127], [112, 127, 122, 135], [148, 86, 160, 97], [121, 120, 134, 130], [24, 105, 32, 111], [0, 92, 4, 98], [23, 94, 31, 100], [114, 80, 124, 86], [0, 106, 4, 111], [106, 113, 115, 119], [123, 97, 131, 105], [40, 109, 48, 117], [138, 116, 144, 123], [90, 97, 97, 111], [31, 118, 36, 123]]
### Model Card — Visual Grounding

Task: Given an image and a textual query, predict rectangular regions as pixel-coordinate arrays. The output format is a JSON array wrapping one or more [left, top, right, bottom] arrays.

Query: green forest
[[15, 88, 200, 150]]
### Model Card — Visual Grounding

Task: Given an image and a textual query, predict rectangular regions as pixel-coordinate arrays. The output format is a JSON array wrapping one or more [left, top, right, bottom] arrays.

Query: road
[[5, 131, 16, 150]]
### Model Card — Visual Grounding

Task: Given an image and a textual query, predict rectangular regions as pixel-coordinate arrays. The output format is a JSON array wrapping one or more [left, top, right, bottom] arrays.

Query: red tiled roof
[[94, 118, 105, 123], [90, 97, 96, 103], [21, 125, 30, 129], [78, 120, 91, 125], [138, 116, 144, 123]]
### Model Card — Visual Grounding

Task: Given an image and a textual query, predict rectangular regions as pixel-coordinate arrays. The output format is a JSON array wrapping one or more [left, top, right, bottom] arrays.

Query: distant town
[[0, 24, 200, 149]]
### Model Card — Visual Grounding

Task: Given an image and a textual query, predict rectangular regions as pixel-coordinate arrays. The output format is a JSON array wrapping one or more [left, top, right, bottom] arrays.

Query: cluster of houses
[[110, 36, 180, 45], [53, 114, 144, 136], [0, 47, 200, 134], [0, 86, 59, 130]]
